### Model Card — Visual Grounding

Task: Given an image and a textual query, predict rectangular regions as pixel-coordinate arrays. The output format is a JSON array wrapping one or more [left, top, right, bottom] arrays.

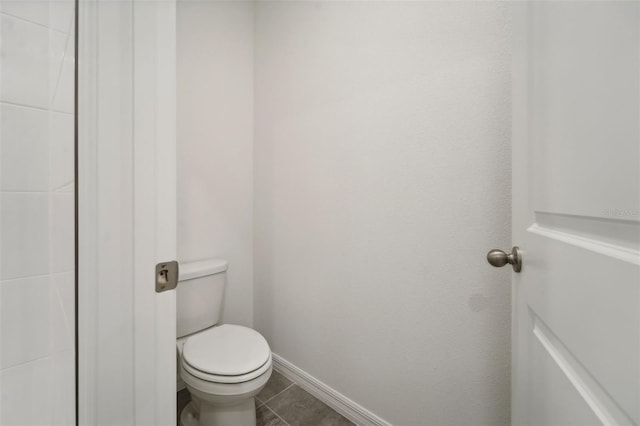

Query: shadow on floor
[[177, 370, 354, 426]]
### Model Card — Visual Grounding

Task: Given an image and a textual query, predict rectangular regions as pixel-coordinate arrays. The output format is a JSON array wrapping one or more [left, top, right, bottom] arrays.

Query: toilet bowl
[[177, 260, 272, 426]]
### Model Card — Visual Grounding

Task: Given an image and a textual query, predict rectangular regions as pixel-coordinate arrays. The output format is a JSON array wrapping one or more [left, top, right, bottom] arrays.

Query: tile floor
[[177, 370, 355, 426]]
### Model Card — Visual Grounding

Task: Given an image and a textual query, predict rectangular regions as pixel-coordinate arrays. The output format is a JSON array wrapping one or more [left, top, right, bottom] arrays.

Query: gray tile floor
[[177, 370, 355, 426]]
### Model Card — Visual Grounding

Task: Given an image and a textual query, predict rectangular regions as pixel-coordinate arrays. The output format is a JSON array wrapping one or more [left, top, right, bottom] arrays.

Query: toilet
[[177, 259, 272, 426]]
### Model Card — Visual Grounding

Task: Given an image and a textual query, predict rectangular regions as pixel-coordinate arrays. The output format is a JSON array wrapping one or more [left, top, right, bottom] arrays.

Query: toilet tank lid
[[179, 258, 228, 281]]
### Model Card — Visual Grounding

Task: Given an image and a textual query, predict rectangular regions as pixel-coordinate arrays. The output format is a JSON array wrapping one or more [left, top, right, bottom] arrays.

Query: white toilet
[[177, 259, 272, 426]]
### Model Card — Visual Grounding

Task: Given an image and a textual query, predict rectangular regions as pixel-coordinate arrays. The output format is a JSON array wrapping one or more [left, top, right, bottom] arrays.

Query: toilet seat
[[182, 352, 272, 384], [181, 324, 272, 384]]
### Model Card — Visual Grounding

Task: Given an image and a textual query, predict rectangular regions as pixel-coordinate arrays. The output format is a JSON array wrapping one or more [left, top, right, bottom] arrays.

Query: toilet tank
[[176, 258, 228, 338]]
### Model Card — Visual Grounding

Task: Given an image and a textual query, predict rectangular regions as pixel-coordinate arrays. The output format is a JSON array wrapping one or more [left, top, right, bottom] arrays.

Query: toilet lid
[[182, 324, 271, 376]]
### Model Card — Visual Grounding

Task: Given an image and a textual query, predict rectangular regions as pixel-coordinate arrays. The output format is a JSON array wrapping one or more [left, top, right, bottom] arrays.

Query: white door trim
[[78, 1, 176, 424], [133, 1, 177, 424]]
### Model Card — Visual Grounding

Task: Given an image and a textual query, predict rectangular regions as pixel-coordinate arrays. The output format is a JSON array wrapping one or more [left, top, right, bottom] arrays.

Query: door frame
[[511, 2, 529, 422], [77, 1, 177, 424]]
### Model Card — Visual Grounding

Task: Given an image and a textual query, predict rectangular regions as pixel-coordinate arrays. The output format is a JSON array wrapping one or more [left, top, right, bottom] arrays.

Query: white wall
[[177, 0, 254, 327], [0, 1, 76, 424], [253, 2, 512, 425]]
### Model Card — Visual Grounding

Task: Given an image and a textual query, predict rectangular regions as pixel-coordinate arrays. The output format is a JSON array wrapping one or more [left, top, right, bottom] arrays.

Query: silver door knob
[[487, 247, 522, 273]]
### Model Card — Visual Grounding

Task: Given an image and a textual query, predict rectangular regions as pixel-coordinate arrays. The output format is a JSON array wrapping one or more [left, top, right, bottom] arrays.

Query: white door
[[78, 1, 177, 424], [511, 2, 639, 425]]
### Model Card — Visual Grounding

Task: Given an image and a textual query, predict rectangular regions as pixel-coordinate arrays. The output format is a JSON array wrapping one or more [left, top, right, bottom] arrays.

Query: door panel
[[530, 2, 639, 218], [513, 2, 640, 425], [530, 327, 602, 426]]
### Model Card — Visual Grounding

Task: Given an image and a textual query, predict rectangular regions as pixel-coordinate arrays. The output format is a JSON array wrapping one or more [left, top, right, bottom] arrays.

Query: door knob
[[487, 247, 522, 273]]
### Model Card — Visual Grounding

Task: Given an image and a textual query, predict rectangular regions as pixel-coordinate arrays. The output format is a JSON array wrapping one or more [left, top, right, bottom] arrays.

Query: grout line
[[50, 110, 75, 117], [0, 100, 49, 112], [1, 191, 51, 194], [52, 276, 74, 345], [0, 353, 50, 373], [262, 404, 290, 426], [50, 21, 72, 111], [0, 11, 67, 34], [260, 382, 295, 406], [53, 182, 75, 193], [271, 364, 359, 425], [1, 272, 51, 283]]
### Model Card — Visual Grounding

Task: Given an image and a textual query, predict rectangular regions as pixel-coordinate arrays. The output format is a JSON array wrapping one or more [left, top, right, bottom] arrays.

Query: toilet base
[[180, 398, 257, 426], [180, 402, 199, 426]]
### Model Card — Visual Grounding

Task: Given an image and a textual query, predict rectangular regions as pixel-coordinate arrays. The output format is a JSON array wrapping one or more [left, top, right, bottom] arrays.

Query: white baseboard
[[271, 353, 391, 426]]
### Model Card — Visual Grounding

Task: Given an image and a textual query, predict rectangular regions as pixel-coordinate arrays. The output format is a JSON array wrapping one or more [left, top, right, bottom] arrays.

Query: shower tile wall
[[0, 1, 76, 424]]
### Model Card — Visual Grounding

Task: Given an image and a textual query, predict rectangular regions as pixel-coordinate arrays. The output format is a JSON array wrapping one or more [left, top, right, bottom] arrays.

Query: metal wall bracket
[[156, 260, 179, 293]]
